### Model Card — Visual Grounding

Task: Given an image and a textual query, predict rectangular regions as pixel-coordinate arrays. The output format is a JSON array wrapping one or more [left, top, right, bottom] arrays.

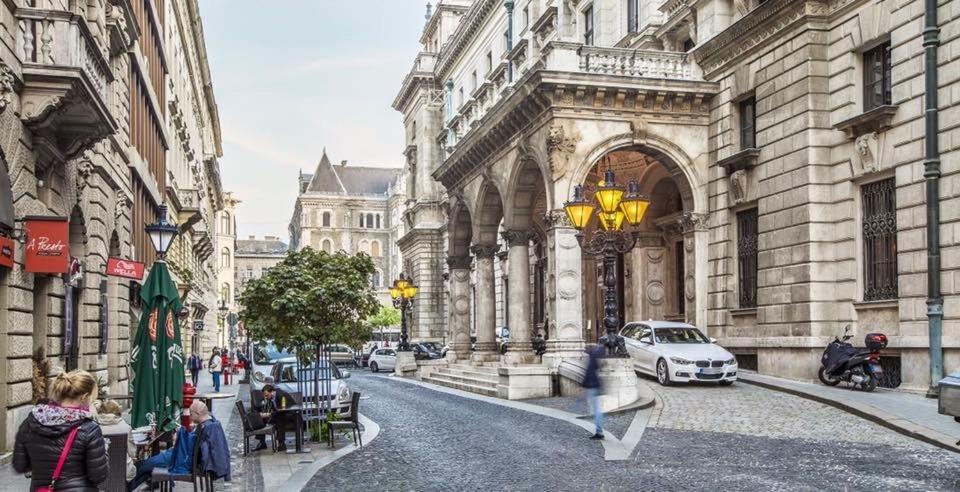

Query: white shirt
[[210, 355, 222, 372]]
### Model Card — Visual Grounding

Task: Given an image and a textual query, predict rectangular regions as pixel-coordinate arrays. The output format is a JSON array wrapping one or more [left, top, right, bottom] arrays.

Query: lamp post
[[389, 273, 418, 352], [145, 204, 178, 261], [564, 169, 650, 357]]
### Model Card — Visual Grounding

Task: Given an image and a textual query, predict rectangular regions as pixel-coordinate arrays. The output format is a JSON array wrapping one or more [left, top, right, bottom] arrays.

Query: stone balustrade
[[578, 46, 696, 81]]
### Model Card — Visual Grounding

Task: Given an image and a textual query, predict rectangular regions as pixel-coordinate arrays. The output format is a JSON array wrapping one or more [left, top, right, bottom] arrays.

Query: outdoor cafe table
[[275, 405, 311, 454], [194, 392, 233, 413]]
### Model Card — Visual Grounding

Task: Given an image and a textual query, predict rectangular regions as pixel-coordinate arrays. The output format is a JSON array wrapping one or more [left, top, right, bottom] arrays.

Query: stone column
[[543, 211, 585, 368], [446, 256, 472, 361], [471, 244, 500, 363], [502, 230, 536, 365], [679, 212, 709, 330]]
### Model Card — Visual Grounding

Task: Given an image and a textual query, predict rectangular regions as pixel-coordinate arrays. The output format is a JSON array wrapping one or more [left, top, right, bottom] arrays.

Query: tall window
[[322, 211, 331, 227], [220, 213, 231, 235], [322, 238, 333, 253], [486, 51, 493, 74], [458, 87, 464, 106], [366, 213, 374, 228], [221, 247, 231, 268], [376, 214, 382, 229], [471, 71, 477, 91], [862, 178, 898, 301], [372, 271, 381, 288], [737, 209, 759, 308], [628, 0, 639, 33], [522, 6, 529, 29], [740, 97, 757, 149], [221, 283, 231, 304], [371, 241, 381, 257], [359, 213, 364, 228], [583, 6, 594, 45], [863, 42, 892, 111]]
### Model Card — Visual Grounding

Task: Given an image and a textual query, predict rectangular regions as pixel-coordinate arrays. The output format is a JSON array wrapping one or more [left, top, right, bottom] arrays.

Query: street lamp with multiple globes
[[389, 273, 418, 352], [564, 169, 651, 357]]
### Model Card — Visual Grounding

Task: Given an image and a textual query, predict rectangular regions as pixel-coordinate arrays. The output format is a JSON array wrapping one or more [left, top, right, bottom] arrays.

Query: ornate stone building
[[395, 0, 959, 393], [235, 235, 288, 297], [215, 192, 238, 349], [289, 151, 404, 305], [0, 0, 224, 450]]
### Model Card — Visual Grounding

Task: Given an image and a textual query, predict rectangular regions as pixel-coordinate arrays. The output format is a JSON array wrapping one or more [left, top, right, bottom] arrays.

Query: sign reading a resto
[[106, 257, 145, 280], [24, 217, 69, 273], [0, 235, 13, 269]]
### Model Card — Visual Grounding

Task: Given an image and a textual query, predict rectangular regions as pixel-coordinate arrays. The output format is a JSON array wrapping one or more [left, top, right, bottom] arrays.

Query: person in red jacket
[[221, 349, 232, 386]]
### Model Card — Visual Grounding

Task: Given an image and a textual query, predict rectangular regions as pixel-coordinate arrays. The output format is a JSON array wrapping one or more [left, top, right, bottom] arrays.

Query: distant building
[[235, 236, 289, 295], [289, 151, 404, 305]]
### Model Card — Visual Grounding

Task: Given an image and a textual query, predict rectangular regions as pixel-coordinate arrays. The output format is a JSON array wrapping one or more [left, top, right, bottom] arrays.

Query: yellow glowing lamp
[[599, 210, 626, 231], [403, 284, 419, 298], [389, 286, 401, 299], [594, 169, 625, 214], [563, 185, 595, 231], [620, 179, 650, 227], [396, 278, 409, 291]]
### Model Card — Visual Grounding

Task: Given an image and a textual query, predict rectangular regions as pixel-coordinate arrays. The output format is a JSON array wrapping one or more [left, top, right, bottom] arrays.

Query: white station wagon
[[620, 321, 738, 386]]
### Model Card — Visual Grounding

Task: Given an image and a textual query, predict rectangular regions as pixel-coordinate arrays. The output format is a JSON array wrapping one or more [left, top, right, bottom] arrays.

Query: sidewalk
[[739, 371, 960, 453]]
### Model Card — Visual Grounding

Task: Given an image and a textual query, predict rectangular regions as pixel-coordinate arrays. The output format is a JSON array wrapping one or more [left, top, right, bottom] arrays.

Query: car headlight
[[669, 357, 694, 365], [253, 371, 265, 382], [725, 358, 737, 365], [338, 385, 350, 403]]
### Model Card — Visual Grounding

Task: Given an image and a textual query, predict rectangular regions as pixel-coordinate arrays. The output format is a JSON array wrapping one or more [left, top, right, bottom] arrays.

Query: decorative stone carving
[[546, 124, 580, 181], [0, 62, 14, 114], [678, 212, 709, 233], [543, 209, 572, 229], [685, 273, 696, 300], [646, 281, 665, 305], [470, 243, 500, 258], [76, 159, 95, 194], [729, 169, 747, 205], [630, 119, 648, 143], [501, 230, 537, 246], [446, 256, 472, 270], [115, 190, 130, 222], [453, 295, 470, 315], [557, 270, 579, 300], [851, 131, 880, 176]]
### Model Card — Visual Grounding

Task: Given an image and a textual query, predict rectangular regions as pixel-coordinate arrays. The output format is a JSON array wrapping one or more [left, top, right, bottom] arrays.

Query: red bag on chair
[[36, 426, 79, 492]]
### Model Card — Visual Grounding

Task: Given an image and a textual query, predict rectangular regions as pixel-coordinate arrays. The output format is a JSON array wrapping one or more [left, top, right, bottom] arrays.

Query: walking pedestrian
[[13, 369, 109, 490], [221, 349, 231, 386], [209, 348, 223, 392], [187, 351, 203, 387], [582, 345, 605, 440]]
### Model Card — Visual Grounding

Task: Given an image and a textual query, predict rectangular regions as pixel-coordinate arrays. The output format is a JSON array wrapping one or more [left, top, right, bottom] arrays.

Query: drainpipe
[[923, 0, 942, 397], [505, 0, 515, 83]]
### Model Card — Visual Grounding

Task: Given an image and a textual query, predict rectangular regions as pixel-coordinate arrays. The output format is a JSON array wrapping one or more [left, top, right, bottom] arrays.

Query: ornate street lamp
[[145, 204, 178, 260], [389, 273, 418, 351], [564, 169, 650, 357], [217, 300, 229, 321]]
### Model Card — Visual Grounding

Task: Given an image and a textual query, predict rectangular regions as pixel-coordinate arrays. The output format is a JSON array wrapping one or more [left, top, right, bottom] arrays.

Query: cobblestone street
[[308, 372, 959, 491]]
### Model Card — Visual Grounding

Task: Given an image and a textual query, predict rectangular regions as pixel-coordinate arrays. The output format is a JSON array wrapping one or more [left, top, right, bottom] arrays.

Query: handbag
[[36, 426, 80, 492]]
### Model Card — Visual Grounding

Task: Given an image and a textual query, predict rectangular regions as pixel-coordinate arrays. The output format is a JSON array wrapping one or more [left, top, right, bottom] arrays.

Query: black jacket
[[13, 412, 109, 491]]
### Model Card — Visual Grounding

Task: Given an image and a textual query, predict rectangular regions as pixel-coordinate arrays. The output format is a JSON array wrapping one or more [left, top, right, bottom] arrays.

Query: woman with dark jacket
[[13, 369, 109, 491]]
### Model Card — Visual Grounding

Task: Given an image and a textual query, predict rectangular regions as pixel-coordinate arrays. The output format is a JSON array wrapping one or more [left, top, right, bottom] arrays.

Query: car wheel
[[656, 359, 671, 386], [817, 367, 841, 386], [370, 362, 378, 373]]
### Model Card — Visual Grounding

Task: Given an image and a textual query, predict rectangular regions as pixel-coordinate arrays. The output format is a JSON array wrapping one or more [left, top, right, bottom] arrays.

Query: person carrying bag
[[36, 426, 79, 492]]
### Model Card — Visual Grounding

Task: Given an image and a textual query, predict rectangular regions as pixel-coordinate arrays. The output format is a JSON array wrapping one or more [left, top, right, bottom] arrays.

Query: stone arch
[[321, 238, 333, 253], [504, 154, 551, 231], [448, 198, 473, 259], [567, 132, 704, 213], [358, 239, 370, 255], [471, 180, 504, 246]]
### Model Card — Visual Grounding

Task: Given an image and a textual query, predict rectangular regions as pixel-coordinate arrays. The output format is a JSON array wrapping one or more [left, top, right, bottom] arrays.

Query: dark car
[[412, 343, 441, 360]]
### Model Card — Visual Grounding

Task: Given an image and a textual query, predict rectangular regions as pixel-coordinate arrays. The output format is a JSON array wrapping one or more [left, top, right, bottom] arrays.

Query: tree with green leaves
[[239, 248, 380, 363], [366, 306, 401, 330]]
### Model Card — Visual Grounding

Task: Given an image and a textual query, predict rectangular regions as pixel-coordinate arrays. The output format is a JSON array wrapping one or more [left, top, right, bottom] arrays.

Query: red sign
[[24, 217, 69, 273], [0, 236, 13, 269], [106, 257, 145, 280]]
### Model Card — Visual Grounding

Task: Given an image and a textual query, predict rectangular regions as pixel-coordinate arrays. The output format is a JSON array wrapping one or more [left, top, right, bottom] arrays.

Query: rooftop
[[236, 236, 288, 255]]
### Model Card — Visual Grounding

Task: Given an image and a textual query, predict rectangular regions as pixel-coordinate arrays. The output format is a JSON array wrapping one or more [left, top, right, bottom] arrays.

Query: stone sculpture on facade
[[546, 124, 580, 181]]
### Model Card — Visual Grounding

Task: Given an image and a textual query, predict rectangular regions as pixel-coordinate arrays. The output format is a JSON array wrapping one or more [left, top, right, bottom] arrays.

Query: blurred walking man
[[582, 345, 604, 439]]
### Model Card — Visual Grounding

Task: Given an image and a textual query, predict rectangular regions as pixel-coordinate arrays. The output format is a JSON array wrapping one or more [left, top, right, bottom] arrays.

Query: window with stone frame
[[583, 6, 594, 45], [863, 42, 892, 112], [739, 96, 757, 150], [322, 211, 331, 227], [737, 208, 759, 308], [862, 178, 898, 301], [321, 239, 333, 253], [221, 247, 231, 268], [486, 51, 493, 75], [627, 0, 639, 33]]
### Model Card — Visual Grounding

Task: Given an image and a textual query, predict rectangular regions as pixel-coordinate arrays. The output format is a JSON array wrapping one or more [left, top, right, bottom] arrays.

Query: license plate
[[699, 367, 722, 375], [869, 363, 883, 374]]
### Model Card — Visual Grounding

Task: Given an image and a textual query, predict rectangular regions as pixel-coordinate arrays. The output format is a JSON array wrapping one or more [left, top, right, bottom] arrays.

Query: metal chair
[[235, 400, 276, 456], [150, 423, 214, 491], [327, 391, 362, 448]]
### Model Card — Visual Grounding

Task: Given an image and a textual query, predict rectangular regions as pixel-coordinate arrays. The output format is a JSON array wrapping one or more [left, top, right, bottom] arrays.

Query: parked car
[[412, 343, 442, 360], [270, 359, 352, 413], [369, 348, 397, 373], [250, 341, 295, 391], [356, 346, 378, 368], [619, 321, 738, 386], [324, 344, 357, 367]]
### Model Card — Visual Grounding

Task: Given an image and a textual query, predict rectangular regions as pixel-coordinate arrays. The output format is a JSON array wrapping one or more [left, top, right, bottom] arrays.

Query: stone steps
[[431, 369, 499, 386], [447, 363, 499, 375], [423, 373, 498, 397]]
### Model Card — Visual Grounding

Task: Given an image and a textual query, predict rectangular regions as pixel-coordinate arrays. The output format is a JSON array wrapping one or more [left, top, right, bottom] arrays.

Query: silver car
[[250, 341, 295, 391], [270, 360, 353, 413]]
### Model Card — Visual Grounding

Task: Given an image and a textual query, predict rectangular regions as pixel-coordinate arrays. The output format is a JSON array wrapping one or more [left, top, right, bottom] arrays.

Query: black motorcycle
[[818, 326, 887, 392]]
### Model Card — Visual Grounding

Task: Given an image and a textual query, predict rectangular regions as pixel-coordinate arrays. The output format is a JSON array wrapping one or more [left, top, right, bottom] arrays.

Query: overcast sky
[[203, 0, 427, 240]]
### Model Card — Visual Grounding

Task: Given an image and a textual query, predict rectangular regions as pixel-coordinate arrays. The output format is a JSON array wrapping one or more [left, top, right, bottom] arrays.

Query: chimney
[[265, 235, 277, 241], [248, 235, 255, 240], [340, 160, 347, 167]]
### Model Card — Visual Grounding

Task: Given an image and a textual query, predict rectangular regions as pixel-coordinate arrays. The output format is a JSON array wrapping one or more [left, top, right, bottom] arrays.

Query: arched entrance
[[446, 200, 473, 361], [577, 147, 694, 341], [470, 181, 504, 362]]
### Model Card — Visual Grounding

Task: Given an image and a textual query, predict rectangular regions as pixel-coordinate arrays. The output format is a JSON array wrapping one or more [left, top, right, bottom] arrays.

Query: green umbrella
[[130, 261, 186, 431]]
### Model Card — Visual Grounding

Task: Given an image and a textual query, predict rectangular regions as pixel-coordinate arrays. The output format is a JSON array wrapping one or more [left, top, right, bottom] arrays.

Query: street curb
[[739, 374, 960, 454], [277, 413, 381, 491], [575, 383, 657, 419]]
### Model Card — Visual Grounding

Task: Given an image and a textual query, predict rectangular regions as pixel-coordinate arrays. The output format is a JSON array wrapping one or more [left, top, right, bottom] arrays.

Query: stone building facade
[[0, 0, 224, 451], [235, 235, 288, 296], [395, 0, 959, 392], [215, 192, 238, 349], [289, 151, 404, 305]]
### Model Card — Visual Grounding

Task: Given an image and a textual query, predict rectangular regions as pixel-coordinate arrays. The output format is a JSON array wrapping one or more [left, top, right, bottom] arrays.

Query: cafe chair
[[235, 400, 276, 456], [151, 423, 215, 491], [327, 391, 362, 448]]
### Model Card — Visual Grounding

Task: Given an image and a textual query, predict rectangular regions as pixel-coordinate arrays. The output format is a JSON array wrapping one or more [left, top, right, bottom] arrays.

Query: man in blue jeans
[[582, 345, 604, 439]]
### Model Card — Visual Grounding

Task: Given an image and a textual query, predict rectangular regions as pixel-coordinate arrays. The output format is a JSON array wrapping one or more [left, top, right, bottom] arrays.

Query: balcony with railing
[[17, 4, 118, 162]]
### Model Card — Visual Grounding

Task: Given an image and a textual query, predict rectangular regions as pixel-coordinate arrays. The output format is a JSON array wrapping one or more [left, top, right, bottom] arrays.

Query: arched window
[[220, 247, 231, 268], [359, 214, 364, 228], [358, 240, 369, 255], [322, 211, 331, 227], [375, 214, 381, 229], [221, 283, 231, 303], [372, 270, 381, 288], [322, 238, 333, 253], [220, 213, 231, 235], [370, 240, 381, 257], [364, 213, 373, 228]]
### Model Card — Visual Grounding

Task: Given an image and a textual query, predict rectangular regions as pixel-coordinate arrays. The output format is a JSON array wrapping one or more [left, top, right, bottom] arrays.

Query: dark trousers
[[190, 370, 199, 387], [258, 412, 298, 447]]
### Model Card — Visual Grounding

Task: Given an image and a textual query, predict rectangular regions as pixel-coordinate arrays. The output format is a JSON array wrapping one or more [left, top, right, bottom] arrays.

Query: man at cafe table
[[253, 384, 298, 452]]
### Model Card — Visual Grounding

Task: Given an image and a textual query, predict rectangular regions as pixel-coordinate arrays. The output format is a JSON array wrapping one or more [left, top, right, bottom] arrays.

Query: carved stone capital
[[543, 209, 573, 229], [470, 243, 500, 259], [446, 256, 472, 270], [501, 229, 537, 246], [677, 212, 709, 233], [0, 62, 14, 114]]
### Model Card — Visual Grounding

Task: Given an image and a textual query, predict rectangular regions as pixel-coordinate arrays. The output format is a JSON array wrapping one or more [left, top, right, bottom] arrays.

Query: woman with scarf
[[13, 369, 109, 491]]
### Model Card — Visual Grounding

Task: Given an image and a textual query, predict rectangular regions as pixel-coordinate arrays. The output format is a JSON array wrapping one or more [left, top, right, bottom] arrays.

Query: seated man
[[127, 401, 231, 491], [253, 384, 298, 452]]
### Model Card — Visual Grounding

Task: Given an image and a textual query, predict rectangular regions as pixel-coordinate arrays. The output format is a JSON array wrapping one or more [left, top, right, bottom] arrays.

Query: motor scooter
[[818, 325, 887, 392]]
